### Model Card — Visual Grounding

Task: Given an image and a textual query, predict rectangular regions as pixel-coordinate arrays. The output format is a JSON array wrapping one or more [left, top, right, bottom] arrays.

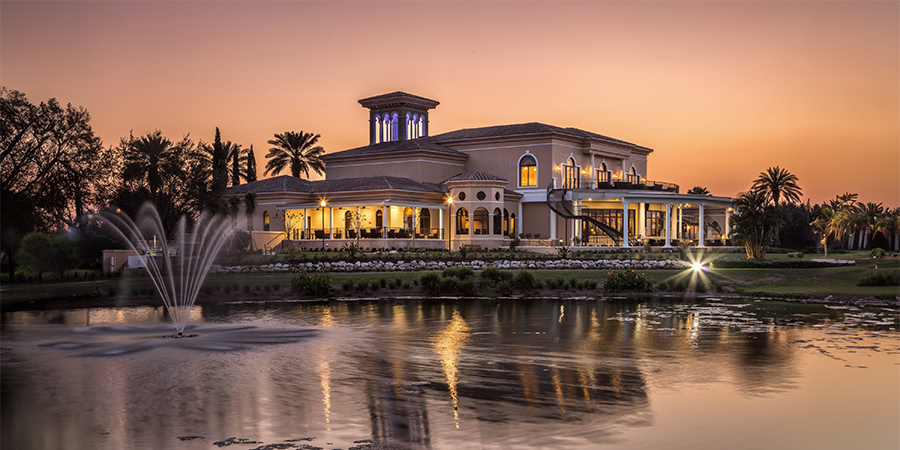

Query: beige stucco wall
[[325, 153, 466, 182]]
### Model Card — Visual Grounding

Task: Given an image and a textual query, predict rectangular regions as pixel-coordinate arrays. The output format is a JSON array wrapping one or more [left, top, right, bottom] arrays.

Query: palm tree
[[731, 190, 787, 259], [264, 131, 325, 178], [857, 202, 884, 249], [122, 131, 178, 199], [224, 141, 243, 187], [752, 166, 802, 206], [688, 186, 710, 195], [877, 207, 900, 251]]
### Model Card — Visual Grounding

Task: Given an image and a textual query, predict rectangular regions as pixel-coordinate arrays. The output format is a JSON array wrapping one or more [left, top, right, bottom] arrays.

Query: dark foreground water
[[2, 298, 898, 450]]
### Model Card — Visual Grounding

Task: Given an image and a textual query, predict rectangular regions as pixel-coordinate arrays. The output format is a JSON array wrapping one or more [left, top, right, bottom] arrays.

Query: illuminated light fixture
[[692, 262, 703, 272], [320, 199, 326, 207]]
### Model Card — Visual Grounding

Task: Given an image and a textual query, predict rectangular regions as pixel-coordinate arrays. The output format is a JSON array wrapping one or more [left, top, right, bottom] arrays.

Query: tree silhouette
[[264, 131, 325, 178], [752, 166, 802, 206], [243, 145, 257, 182], [687, 186, 710, 195]]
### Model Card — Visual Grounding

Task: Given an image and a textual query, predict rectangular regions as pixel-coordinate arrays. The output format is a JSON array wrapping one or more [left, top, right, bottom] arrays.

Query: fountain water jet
[[102, 203, 234, 335]]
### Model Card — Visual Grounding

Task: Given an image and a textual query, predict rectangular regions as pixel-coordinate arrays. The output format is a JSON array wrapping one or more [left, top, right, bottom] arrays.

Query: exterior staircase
[[546, 183, 624, 245]]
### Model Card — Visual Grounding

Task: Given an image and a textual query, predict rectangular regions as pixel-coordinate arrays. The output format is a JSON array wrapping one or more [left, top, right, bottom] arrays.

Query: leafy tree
[[211, 128, 228, 207], [15, 232, 78, 280], [244, 145, 257, 182], [264, 131, 325, 178], [110, 131, 209, 233], [752, 166, 802, 206], [731, 191, 788, 259], [687, 186, 710, 195], [876, 207, 900, 251], [1, 87, 113, 280], [778, 202, 816, 251], [225, 141, 243, 187]]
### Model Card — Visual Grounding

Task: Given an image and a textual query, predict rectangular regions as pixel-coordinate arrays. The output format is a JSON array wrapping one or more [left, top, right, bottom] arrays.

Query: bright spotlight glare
[[692, 262, 703, 272]]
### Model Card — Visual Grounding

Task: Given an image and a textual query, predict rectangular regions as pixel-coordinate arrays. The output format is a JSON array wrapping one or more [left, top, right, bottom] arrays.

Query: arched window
[[510, 213, 516, 236], [563, 157, 579, 189], [412, 114, 419, 139], [375, 210, 383, 228], [382, 114, 390, 142], [373, 116, 382, 143], [519, 154, 537, 187], [473, 207, 489, 235], [405, 113, 412, 140], [419, 209, 431, 233], [597, 162, 610, 184], [391, 113, 399, 142], [456, 207, 469, 234], [493, 208, 502, 235], [417, 116, 424, 137], [263, 211, 270, 231], [503, 209, 510, 236], [627, 166, 639, 184], [403, 207, 414, 232]]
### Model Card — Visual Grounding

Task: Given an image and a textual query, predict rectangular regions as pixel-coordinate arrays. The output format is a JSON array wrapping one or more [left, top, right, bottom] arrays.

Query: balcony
[[562, 176, 679, 193]]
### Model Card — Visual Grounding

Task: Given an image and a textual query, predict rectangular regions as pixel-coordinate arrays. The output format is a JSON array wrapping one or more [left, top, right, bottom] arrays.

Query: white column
[[327, 208, 333, 239], [622, 199, 630, 248], [550, 208, 557, 240], [574, 199, 582, 242], [517, 202, 523, 237], [664, 203, 672, 247], [413, 207, 418, 244], [677, 205, 683, 241], [382, 206, 388, 237], [698, 204, 706, 247], [590, 155, 596, 187], [439, 208, 444, 240], [724, 208, 731, 242], [638, 202, 646, 238], [468, 210, 474, 237]]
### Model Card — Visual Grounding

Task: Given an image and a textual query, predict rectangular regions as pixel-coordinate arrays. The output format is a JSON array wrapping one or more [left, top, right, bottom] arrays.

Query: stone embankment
[[210, 258, 690, 274]]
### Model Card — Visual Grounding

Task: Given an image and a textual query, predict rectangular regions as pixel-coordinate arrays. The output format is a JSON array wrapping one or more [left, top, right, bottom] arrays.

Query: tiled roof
[[321, 138, 466, 159], [311, 176, 446, 194], [443, 170, 509, 183], [430, 122, 651, 150], [226, 175, 313, 195], [358, 91, 439, 109], [226, 175, 445, 196]]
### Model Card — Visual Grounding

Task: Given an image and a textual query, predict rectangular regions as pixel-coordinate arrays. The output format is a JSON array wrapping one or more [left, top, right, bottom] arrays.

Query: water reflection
[[1, 298, 897, 450]]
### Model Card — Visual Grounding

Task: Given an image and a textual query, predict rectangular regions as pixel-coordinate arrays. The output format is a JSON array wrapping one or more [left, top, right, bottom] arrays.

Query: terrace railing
[[572, 176, 679, 193]]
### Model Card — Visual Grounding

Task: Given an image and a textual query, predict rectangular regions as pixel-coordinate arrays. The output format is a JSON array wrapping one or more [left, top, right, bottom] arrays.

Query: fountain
[[102, 203, 234, 336]]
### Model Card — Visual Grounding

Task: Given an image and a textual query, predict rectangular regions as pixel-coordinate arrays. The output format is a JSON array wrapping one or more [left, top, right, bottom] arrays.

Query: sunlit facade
[[227, 91, 733, 251]]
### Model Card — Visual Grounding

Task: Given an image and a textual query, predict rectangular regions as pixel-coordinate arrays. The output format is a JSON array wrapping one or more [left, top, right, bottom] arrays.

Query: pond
[[2, 298, 898, 450]]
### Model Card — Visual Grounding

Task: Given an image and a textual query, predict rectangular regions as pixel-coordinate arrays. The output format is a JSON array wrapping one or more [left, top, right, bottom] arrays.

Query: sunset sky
[[2, 1, 897, 206]]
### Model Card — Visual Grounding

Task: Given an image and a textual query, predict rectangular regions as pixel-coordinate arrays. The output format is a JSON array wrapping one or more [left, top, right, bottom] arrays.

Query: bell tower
[[359, 92, 439, 144]]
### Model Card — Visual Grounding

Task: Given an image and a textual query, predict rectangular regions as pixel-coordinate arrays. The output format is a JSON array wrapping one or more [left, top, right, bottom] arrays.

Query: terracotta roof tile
[[443, 170, 509, 183], [430, 122, 651, 150], [226, 175, 313, 195], [321, 138, 466, 159]]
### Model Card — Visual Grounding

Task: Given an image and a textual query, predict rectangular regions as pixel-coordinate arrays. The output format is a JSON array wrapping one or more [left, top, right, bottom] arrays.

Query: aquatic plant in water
[[102, 204, 233, 335]]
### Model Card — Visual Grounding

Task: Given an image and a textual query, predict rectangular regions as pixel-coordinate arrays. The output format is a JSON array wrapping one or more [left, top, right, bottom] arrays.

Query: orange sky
[[2, 1, 897, 206]]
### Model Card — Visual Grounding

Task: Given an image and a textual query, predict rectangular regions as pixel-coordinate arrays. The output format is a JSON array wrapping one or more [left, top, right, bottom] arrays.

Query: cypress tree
[[211, 127, 228, 211], [245, 145, 257, 182]]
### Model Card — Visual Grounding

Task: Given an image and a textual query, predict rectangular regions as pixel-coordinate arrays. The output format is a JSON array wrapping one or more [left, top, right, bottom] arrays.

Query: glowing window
[[519, 155, 537, 187]]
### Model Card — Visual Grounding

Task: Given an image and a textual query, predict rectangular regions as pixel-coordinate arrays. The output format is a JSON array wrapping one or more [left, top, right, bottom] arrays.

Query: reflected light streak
[[317, 355, 332, 428], [551, 369, 566, 414], [559, 305, 565, 323], [318, 306, 335, 327], [431, 310, 470, 429]]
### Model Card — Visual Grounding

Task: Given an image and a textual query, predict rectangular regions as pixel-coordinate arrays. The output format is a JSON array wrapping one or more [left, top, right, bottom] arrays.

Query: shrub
[[546, 277, 560, 289], [243, 285, 251, 293], [512, 269, 537, 291], [443, 266, 475, 280], [497, 280, 514, 295], [341, 280, 354, 291], [377, 277, 387, 288], [458, 243, 471, 259], [389, 278, 401, 289], [420, 271, 443, 295], [871, 248, 886, 259], [480, 266, 503, 282], [15, 232, 78, 279], [402, 281, 410, 289], [858, 270, 900, 287], [458, 278, 478, 296], [509, 237, 521, 251], [557, 245, 570, 259], [604, 270, 653, 293], [291, 271, 333, 297], [710, 259, 852, 269], [343, 242, 363, 258]]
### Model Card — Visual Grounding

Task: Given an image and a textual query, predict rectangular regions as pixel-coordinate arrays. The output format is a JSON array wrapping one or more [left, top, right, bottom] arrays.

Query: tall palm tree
[[877, 207, 900, 251], [752, 166, 802, 206], [122, 130, 180, 199], [224, 141, 243, 187], [731, 190, 786, 259], [264, 131, 325, 178], [857, 202, 884, 249]]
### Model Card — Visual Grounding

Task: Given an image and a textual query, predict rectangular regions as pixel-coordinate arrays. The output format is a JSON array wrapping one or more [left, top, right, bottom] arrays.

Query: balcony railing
[[562, 176, 679, 193], [288, 227, 445, 241]]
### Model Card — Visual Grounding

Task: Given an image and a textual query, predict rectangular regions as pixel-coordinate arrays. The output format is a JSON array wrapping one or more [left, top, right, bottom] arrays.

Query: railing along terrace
[[294, 227, 444, 240], [563, 177, 679, 193]]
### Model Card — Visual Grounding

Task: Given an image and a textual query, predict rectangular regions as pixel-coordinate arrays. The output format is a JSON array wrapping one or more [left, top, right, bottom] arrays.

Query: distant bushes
[[710, 259, 852, 269], [858, 269, 900, 287], [604, 270, 653, 293], [290, 271, 333, 297]]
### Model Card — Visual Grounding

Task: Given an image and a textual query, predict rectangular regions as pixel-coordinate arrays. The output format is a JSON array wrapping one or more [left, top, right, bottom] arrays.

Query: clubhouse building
[[227, 92, 734, 251]]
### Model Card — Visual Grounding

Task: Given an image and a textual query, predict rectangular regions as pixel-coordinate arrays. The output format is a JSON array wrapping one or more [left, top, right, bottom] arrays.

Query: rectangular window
[[520, 166, 536, 187], [645, 211, 666, 237]]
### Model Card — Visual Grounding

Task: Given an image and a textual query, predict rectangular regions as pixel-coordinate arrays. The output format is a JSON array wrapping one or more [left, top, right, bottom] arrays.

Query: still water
[[2, 298, 898, 450]]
